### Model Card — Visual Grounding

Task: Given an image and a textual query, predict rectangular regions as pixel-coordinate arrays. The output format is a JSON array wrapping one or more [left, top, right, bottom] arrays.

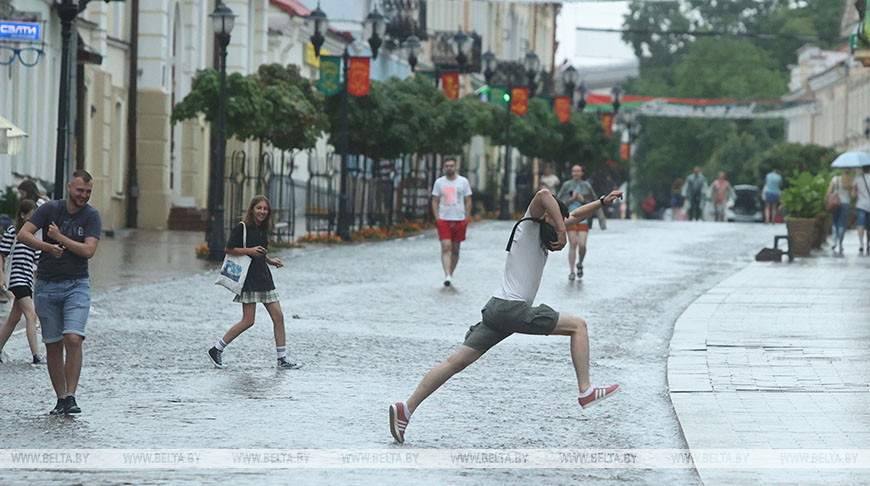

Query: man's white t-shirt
[[856, 173, 870, 212], [432, 175, 473, 221], [493, 211, 547, 304]]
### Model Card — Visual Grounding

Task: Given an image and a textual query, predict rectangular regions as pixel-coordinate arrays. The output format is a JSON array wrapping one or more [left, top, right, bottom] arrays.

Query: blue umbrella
[[831, 151, 870, 168]]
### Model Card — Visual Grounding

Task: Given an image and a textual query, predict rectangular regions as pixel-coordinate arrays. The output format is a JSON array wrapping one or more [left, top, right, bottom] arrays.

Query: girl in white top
[[852, 167, 870, 254], [827, 171, 853, 254], [0, 200, 44, 364]]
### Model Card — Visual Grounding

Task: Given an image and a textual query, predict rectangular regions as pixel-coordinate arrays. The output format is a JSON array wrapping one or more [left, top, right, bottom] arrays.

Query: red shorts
[[437, 219, 468, 242]]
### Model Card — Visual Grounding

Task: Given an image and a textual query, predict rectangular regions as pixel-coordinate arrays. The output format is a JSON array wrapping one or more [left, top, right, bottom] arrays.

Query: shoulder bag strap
[[506, 217, 543, 252], [241, 221, 247, 248]]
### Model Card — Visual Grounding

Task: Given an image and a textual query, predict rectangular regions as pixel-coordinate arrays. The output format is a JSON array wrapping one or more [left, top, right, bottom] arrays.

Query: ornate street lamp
[[611, 85, 624, 114], [523, 51, 540, 97], [308, 6, 378, 241], [308, 1, 327, 57], [366, 4, 388, 59], [563, 65, 578, 105], [621, 111, 640, 220], [577, 81, 588, 111], [482, 48, 497, 85], [206, 2, 236, 261], [403, 34, 421, 72], [452, 29, 472, 71]]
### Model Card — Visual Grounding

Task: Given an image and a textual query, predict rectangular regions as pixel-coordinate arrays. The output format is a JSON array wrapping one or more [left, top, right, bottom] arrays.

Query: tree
[[171, 68, 270, 142], [254, 63, 329, 152]]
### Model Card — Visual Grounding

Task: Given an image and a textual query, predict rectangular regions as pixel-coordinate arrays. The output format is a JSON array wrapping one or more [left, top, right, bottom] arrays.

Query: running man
[[432, 158, 472, 287], [390, 188, 622, 444], [17, 171, 101, 415]]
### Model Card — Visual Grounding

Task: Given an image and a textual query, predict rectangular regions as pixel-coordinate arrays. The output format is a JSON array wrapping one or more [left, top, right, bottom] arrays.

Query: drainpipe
[[126, 0, 139, 227]]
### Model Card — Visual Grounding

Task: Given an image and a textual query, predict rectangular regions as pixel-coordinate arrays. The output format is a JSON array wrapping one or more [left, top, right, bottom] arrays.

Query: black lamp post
[[563, 65, 578, 105], [53, 0, 123, 199], [865, 116, 870, 139], [611, 85, 624, 114], [577, 81, 588, 112], [309, 4, 378, 241], [622, 112, 640, 220], [403, 34, 421, 72], [366, 5, 387, 60], [524, 51, 540, 97], [483, 49, 538, 220], [206, 2, 236, 261]]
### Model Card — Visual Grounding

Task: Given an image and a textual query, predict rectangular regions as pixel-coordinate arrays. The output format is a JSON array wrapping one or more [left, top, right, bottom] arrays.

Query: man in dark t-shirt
[[18, 170, 101, 416]]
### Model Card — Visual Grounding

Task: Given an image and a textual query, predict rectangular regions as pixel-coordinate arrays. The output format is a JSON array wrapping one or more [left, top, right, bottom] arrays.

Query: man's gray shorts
[[463, 297, 560, 352]]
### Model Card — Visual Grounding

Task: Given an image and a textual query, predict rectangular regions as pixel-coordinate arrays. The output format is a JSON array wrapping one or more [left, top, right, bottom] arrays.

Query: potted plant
[[779, 171, 830, 257]]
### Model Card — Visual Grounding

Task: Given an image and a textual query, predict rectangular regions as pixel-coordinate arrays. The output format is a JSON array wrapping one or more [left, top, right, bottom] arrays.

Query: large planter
[[786, 217, 815, 257]]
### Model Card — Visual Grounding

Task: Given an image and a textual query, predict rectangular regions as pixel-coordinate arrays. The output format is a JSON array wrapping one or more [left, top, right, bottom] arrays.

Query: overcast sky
[[555, 1, 638, 67]]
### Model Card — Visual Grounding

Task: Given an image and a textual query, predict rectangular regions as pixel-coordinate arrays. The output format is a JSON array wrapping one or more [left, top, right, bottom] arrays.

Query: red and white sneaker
[[389, 402, 411, 444], [578, 384, 619, 409]]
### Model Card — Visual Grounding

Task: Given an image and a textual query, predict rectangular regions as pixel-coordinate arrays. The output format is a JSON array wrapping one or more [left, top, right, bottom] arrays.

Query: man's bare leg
[[440, 239, 453, 278], [407, 345, 483, 413], [449, 241, 461, 275], [551, 313, 591, 394]]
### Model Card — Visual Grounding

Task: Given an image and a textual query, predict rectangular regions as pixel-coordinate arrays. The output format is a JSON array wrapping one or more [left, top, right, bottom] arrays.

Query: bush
[[780, 170, 830, 219]]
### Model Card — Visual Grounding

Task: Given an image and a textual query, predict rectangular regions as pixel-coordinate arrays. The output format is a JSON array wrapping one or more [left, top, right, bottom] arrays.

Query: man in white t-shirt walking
[[852, 166, 870, 254], [432, 158, 473, 286], [390, 188, 623, 444]]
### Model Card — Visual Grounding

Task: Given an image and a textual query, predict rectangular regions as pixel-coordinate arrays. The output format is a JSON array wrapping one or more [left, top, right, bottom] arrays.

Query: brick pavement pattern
[[668, 254, 870, 485]]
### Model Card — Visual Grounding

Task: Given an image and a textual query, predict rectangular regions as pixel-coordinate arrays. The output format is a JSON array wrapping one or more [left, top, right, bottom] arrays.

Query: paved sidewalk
[[668, 251, 870, 485]]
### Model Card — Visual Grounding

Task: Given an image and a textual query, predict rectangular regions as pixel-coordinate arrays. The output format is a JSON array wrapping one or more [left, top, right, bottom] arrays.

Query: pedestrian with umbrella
[[831, 152, 870, 254]]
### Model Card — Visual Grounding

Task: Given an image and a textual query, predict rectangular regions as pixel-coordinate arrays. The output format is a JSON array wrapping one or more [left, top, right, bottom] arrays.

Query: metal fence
[[224, 148, 297, 242]]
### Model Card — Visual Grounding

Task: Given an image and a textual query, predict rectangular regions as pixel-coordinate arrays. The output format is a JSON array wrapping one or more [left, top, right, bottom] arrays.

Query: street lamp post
[[563, 65, 578, 105], [865, 116, 870, 139], [309, 4, 381, 241], [483, 50, 538, 220], [622, 112, 640, 220], [611, 85, 624, 114], [453, 29, 472, 71], [206, 2, 236, 262], [577, 81, 588, 112], [402, 34, 421, 72], [53, 0, 124, 199]]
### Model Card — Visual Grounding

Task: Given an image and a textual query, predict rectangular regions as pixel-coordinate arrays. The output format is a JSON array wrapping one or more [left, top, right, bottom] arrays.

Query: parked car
[[726, 184, 764, 223]]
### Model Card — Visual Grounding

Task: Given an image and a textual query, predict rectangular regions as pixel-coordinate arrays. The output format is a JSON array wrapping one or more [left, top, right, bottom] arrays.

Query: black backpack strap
[[506, 217, 544, 252]]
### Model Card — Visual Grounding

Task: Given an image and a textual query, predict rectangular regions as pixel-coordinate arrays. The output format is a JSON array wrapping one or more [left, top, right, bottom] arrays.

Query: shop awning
[[0, 115, 28, 156]]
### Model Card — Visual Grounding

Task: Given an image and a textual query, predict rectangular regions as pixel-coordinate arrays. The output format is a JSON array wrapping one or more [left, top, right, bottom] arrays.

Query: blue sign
[[0, 21, 41, 42]]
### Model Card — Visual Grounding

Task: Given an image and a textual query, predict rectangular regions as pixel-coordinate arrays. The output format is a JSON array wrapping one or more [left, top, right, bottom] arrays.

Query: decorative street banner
[[620, 142, 630, 160], [489, 87, 507, 107], [441, 72, 459, 99], [511, 87, 529, 116], [554, 97, 571, 123], [348, 57, 370, 97], [317, 56, 341, 96], [600, 113, 614, 136], [583, 94, 818, 120]]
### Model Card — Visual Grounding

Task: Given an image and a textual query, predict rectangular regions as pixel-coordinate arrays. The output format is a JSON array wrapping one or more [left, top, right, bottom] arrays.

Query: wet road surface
[[0, 220, 779, 484]]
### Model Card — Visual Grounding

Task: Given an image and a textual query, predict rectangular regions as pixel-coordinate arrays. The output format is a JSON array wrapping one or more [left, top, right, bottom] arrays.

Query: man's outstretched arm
[[565, 190, 623, 226]]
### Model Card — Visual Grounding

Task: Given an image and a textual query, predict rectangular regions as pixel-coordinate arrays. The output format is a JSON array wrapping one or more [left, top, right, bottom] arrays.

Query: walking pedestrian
[[388, 188, 623, 444], [709, 171, 734, 222], [642, 193, 657, 219], [207, 196, 301, 370], [0, 200, 44, 365], [763, 168, 783, 224], [683, 166, 707, 221], [537, 164, 560, 194], [431, 158, 472, 287], [669, 178, 684, 221], [556, 165, 606, 280], [17, 180, 50, 206], [827, 171, 853, 254], [852, 166, 870, 254], [16, 170, 101, 415]]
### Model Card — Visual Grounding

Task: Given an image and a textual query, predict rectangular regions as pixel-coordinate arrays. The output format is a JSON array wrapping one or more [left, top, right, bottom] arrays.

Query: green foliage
[[749, 142, 838, 182], [0, 186, 21, 218], [254, 64, 329, 151], [780, 170, 830, 219], [171, 68, 270, 142]]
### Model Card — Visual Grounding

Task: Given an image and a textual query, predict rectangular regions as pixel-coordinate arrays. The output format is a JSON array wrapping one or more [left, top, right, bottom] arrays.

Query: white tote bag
[[215, 222, 252, 295]]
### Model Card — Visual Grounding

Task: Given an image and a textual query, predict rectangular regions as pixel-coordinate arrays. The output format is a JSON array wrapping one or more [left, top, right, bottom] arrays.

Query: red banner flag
[[600, 113, 614, 136], [554, 97, 571, 123], [441, 72, 459, 99], [511, 87, 529, 116], [620, 142, 630, 160], [348, 57, 370, 97]]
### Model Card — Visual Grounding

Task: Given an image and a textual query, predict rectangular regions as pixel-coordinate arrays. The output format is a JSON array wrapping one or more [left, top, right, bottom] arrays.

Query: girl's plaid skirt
[[233, 289, 279, 304]]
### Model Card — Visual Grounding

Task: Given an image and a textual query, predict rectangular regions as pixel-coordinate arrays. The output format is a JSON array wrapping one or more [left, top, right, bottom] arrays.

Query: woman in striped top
[[0, 200, 44, 364]]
